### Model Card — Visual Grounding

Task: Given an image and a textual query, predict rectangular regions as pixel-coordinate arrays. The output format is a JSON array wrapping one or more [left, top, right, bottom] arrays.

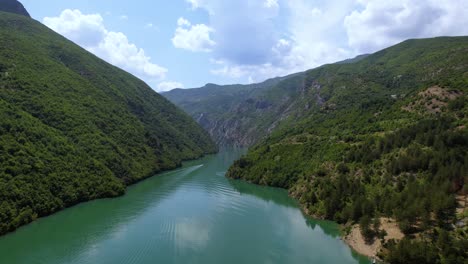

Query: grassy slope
[[0, 12, 216, 235], [227, 37, 468, 263]]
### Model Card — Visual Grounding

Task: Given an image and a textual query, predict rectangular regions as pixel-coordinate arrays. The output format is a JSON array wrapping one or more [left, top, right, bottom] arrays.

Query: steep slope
[[0, 11, 216, 235], [163, 55, 369, 147], [0, 0, 30, 17], [164, 74, 308, 146], [227, 37, 468, 263]]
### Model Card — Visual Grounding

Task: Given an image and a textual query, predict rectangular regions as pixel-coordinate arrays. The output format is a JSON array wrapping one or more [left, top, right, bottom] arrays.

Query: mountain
[[334, 54, 370, 64], [226, 37, 467, 263], [0, 11, 216, 235], [163, 54, 370, 147], [168, 36, 467, 262], [163, 73, 307, 146], [0, 0, 30, 17]]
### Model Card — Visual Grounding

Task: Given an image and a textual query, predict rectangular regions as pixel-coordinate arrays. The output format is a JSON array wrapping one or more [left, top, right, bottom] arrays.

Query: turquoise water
[[0, 149, 370, 264]]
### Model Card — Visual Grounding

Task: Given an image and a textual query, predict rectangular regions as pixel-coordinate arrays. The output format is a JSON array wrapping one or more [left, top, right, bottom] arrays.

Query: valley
[[0, 1, 467, 263]]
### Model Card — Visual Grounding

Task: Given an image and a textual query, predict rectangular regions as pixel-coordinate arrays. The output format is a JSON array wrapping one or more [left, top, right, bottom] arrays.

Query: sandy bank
[[343, 218, 404, 259]]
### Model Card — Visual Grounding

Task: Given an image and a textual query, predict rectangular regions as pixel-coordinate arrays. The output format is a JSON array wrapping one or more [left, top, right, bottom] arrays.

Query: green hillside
[[0, 11, 216, 235], [163, 74, 305, 146], [227, 37, 468, 263], [163, 56, 370, 147]]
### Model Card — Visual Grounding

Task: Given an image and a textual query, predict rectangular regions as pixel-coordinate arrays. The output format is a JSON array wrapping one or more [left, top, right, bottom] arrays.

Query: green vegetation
[[163, 55, 370, 147], [163, 73, 309, 146], [0, 12, 216, 235], [227, 37, 468, 263]]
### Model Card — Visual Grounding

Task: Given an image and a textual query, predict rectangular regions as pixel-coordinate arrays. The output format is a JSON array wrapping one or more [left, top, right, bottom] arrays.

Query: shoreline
[[294, 194, 404, 262], [0, 151, 216, 238], [342, 218, 403, 260], [300, 202, 404, 261], [227, 177, 383, 261]]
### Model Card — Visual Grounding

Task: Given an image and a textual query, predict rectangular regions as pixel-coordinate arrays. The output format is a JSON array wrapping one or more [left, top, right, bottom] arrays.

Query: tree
[[360, 215, 374, 243]]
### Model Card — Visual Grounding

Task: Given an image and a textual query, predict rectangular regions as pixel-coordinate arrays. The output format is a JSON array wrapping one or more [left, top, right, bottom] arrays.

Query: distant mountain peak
[[204, 83, 221, 88], [335, 54, 370, 64], [0, 0, 30, 17]]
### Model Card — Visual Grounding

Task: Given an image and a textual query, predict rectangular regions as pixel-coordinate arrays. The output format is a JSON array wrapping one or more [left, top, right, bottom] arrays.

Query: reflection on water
[[228, 179, 297, 209], [0, 148, 370, 264]]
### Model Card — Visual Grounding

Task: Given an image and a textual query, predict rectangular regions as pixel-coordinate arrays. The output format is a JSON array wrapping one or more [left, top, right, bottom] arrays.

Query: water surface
[[0, 149, 370, 264]]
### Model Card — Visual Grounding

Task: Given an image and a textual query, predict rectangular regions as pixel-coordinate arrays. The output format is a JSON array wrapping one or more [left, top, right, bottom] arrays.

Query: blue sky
[[21, 0, 468, 92]]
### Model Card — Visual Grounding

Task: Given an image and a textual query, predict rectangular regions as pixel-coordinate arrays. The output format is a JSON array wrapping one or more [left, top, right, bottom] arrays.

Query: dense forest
[[0, 11, 217, 235], [227, 37, 468, 263]]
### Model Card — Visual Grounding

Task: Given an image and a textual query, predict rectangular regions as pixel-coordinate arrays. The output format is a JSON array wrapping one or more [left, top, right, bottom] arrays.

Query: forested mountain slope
[[163, 55, 369, 147], [227, 36, 468, 263], [163, 74, 304, 146], [0, 11, 216, 235]]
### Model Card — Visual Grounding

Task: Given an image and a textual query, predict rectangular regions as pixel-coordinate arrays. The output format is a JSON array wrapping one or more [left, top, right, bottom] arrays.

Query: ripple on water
[[0, 150, 370, 264]]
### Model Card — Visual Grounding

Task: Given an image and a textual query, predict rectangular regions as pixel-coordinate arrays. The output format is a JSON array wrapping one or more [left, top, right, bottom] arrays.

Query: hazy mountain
[[163, 73, 306, 146], [0, 0, 30, 17]]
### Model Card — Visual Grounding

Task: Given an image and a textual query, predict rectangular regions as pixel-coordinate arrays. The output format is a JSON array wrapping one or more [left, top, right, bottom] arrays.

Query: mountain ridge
[[163, 54, 371, 147], [163, 72, 307, 146], [0, 0, 30, 17]]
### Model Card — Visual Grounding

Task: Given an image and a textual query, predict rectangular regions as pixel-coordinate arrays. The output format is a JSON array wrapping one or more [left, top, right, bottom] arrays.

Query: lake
[[0, 148, 370, 264]]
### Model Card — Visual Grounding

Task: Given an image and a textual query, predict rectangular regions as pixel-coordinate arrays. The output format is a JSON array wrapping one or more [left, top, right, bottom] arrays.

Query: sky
[[21, 0, 468, 92]]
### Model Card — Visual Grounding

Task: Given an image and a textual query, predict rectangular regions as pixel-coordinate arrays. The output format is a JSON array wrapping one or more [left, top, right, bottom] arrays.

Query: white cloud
[[43, 9, 106, 47], [264, 0, 279, 9], [157, 81, 184, 92], [211, 64, 282, 82], [186, 0, 202, 10], [45, 2, 468, 89], [172, 17, 216, 52], [280, 0, 355, 69], [88, 31, 167, 79], [177, 17, 191, 27], [187, 0, 352, 82], [119, 15, 128, 20], [183, 0, 288, 82], [344, 0, 468, 53], [187, 0, 468, 84], [43, 9, 167, 87]]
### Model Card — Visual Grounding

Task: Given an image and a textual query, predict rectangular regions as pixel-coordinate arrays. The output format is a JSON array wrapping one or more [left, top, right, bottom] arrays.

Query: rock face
[[163, 73, 313, 147], [163, 54, 370, 148], [0, 0, 30, 17]]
